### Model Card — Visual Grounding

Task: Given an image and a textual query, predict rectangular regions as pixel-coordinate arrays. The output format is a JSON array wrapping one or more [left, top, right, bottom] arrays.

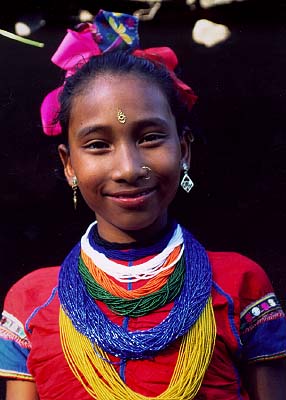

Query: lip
[[105, 187, 156, 207]]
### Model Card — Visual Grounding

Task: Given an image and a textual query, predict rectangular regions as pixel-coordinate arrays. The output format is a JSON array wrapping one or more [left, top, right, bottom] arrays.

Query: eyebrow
[[76, 124, 108, 139], [76, 117, 170, 139], [131, 117, 170, 131]]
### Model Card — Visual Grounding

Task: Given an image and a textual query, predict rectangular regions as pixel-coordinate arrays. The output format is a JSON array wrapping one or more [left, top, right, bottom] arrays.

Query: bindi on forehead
[[117, 109, 127, 124]]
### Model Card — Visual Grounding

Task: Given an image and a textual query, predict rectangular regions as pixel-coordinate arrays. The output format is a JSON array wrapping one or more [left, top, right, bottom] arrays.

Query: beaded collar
[[58, 222, 212, 360], [81, 222, 184, 283], [90, 219, 177, 258]]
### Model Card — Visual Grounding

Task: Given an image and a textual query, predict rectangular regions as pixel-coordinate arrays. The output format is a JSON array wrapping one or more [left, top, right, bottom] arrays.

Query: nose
[[111, 144, 146, 184]]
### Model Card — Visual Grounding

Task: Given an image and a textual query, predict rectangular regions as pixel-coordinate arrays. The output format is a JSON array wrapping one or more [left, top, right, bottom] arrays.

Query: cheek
[[73, 166, 103, 207], [77, 182, 97, 210], [165, 168, 181, 195], [77, 183, 107, 216], [160, 143, 182, 174], [71, 154, 105, 187], [156, 151, 181, 194]]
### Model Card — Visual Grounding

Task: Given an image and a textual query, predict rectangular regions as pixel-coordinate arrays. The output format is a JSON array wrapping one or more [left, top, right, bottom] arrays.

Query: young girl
[[0, 9, 285, 400]]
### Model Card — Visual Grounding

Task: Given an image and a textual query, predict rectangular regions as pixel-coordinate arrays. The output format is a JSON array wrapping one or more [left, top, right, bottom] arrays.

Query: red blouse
[[0, 251, 286, 399]]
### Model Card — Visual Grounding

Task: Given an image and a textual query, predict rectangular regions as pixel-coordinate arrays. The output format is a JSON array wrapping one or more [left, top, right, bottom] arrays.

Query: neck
[[96, 214, 170, 245], [94, 220, 176, 252]]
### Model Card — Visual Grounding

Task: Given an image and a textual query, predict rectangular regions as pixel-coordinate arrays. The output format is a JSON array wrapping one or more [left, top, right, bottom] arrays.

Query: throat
[[94, 216, 174, 250]]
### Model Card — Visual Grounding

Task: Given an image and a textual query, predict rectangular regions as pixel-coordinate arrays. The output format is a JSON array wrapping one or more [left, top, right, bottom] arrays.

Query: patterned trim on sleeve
[[240, 293, 283, 335], [240, 293, 286, 362], [0, 311, 31, 349], [0, 368, 34, 381]]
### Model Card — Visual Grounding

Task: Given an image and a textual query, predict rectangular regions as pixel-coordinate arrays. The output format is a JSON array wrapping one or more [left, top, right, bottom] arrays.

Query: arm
[[244, 359, 286, 400], [6, 380, 39, 400]]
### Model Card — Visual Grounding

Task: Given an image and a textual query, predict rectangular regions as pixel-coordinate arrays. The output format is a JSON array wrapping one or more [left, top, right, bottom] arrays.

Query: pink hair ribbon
[[40, 24, 102, 136]]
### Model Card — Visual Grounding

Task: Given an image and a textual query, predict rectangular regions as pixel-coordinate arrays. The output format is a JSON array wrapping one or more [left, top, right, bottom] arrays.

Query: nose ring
[[142, 166, 152, 180]]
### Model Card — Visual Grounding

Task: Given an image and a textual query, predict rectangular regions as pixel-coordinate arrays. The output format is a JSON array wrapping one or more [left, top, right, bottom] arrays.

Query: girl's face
[[59, 73, 190, 243]]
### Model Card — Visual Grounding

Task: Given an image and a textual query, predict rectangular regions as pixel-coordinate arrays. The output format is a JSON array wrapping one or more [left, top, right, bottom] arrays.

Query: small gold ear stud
[[117, 109, 127, 124], [71, 176, 78, 210]]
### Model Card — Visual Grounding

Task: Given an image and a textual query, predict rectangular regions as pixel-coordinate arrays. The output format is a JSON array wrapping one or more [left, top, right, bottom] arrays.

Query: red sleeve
[[4, 267, 60, 325], [208, 251, 286, 362], [0, 267, 59, 380], [208, 251, 274, 312]]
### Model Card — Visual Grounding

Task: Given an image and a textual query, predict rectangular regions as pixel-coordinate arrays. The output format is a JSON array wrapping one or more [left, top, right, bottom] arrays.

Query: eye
[[139, 132, 166, 144], [84, 140, 110, 151]]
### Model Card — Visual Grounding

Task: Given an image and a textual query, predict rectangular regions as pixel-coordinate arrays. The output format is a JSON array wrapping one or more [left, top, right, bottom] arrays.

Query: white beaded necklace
[[80, 222, 184, 283]]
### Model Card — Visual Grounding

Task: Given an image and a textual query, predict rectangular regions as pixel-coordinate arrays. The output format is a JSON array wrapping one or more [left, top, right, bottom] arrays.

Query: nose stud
[[142, 166, 152, 180]]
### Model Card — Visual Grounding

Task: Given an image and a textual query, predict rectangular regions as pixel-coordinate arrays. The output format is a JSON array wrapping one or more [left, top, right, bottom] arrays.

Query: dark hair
[[57, 50, 192, 142]]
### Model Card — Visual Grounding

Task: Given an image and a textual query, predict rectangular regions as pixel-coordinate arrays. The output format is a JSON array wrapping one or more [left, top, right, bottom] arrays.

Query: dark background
[[0, 0, 285, 337], [0, 0, 286, 305], [1, 0, 285, 303], [0, 0, 285, 396]]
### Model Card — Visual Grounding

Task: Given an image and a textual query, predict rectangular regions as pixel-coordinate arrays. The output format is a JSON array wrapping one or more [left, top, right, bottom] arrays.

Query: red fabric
[[133, 47, 198, 111], [1, 252, 282, 399]]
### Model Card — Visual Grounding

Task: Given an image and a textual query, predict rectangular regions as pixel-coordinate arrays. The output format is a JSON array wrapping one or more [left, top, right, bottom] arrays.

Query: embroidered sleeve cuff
[[0, 310, 32, 379], [240, 293, 286, 362], [0, 338, 32, 379], [0, 368, 34, 381]]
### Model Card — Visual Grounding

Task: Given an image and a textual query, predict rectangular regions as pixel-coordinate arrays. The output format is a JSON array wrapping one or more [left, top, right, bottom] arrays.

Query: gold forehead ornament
[[117, 109, 127, 124]]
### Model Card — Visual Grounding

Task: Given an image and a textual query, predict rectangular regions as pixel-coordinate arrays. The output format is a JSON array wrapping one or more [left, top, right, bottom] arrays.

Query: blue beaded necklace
[[88, 219, 177, 261], [58, 223, 212, 360]]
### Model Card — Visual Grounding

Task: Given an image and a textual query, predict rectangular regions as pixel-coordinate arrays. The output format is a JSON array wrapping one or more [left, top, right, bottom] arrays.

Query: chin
[[114, 213, 168, 234]]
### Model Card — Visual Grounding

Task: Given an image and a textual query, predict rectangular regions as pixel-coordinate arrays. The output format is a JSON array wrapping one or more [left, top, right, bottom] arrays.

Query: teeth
[[117, 191, 149, 198]]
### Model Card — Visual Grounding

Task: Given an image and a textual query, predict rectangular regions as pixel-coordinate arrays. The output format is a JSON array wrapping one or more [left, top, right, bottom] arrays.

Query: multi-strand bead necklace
[[58, 220, 216, 399]]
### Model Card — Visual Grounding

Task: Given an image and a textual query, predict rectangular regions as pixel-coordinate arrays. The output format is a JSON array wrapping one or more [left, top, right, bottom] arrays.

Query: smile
[[112, 189, 154, 198], [106, 188, 155, 207]]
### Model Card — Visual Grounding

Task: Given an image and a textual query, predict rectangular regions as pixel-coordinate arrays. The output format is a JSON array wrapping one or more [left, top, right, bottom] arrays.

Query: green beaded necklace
[[78, 255, 185, 317]]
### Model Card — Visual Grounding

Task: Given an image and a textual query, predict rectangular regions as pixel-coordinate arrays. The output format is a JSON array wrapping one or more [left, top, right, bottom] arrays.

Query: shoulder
[[3, 266, 60, 321], [6, 266, 60, 299], [207, 251, 272, 287], [207, 251, 274, 308], [207, 251, 267, 276]]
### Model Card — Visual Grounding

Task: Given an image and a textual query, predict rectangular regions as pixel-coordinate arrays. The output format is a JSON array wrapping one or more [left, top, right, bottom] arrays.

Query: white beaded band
[[81, 222, 184, 283]]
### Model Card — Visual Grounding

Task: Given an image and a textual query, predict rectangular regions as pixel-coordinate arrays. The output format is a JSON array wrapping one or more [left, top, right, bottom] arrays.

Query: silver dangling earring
[[181, 162, 194, 193], [142, 166, 152, 180], [71, 176, 78, 210]]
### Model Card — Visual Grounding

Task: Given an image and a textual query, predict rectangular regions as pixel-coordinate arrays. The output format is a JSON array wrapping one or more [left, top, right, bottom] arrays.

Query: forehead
[[86, 72, 164, 95], [71, 73, 172, 118]]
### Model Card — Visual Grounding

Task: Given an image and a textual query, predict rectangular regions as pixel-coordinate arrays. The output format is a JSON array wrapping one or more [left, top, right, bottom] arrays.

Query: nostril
[[112, 163, 146, 184]]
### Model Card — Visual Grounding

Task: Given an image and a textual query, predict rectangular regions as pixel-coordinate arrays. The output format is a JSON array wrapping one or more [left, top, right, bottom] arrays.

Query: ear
[[180, 129, 193, 168], [58, 144, 75, 186]]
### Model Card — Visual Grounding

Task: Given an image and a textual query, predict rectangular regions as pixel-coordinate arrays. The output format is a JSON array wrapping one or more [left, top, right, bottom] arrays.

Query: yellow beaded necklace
[[59, 297, 216, 400]]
